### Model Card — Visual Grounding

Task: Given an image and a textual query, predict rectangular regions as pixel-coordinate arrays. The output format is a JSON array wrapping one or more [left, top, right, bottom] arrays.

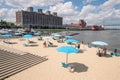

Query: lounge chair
[[23, 43, 38, 47], [28, 40, 36, 43], [38, 36, 42, 40], [110, 51, 120, 57], [47, 42, 58, 47], [57, 39, 64, 43], [61, 62, 67, 68], [3, 41, 17, 44]]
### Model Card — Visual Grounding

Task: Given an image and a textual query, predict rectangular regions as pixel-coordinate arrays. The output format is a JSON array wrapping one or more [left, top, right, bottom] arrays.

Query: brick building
[[70, 19, 87, 28], [16, 7, 63, 28]]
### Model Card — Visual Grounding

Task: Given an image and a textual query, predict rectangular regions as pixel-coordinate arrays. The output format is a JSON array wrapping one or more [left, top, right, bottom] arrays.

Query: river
[[72, 30, 120, 52]]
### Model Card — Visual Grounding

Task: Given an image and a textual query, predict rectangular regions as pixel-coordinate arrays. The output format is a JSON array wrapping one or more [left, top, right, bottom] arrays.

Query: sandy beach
[[0, 36, 120, 80]]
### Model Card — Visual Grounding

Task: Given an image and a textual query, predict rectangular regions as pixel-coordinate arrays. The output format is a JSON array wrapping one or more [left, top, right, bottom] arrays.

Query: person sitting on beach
[[102, 48, 107, 55], [97, 49, 102, 57]]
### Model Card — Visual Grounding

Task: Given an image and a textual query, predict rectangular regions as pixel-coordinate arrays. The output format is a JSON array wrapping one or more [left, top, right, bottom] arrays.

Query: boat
[[91, 25, 104, 31]]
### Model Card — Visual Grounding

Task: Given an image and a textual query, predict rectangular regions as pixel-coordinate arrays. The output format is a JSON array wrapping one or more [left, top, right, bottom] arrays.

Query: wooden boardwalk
[[0, 50, 48, 80]]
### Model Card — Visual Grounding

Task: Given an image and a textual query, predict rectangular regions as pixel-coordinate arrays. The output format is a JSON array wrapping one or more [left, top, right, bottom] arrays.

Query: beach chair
[[23, 43, 38, 47], [3, 41, 17, 44], [38, 36, 42, 40], [110, 51, 120, 57], [28, 40, 36, 43], [61, 62, 67, 68], [47, 42, 58, 47]]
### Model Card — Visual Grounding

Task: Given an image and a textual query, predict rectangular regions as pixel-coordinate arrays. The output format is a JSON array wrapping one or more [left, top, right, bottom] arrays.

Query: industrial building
[[16, 7, 63, 28]]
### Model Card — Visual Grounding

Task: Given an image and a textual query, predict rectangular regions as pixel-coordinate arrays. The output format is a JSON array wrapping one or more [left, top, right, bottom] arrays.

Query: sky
[[0, 0, 120, 25]]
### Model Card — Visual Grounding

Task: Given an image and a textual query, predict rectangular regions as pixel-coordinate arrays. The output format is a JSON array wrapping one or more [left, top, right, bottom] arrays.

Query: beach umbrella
[[23, 34, 33, 41], [44, 36, 52, 39], [23, 34, 33, 39], [34, 32, 41, 36], [65, 39, 79, 44], [1, 34, 12, 41], [91, 41, 108, 46], [44, 36, 52, 41], [1, 33, 12, 38], [54, 34, 62, 37], [65, 36, 73, 39], [51, 33, 60, 36], [57, 46, 79, 64]]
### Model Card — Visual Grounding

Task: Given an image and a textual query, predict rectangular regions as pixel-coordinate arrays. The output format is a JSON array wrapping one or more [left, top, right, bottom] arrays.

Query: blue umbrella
[[54, 34, 62, 37], [23, 34, 33, 39], [65, 39, 79, 44], [57, 46, 79, 64], [91, 41, 108, 46], [51, 33, 60, 36], [1, 33, 12, 38], [65, 36, 73, 39], [23, 34, 33, 41], [34, 32, 41, 36], [44, 36, 52, 39]]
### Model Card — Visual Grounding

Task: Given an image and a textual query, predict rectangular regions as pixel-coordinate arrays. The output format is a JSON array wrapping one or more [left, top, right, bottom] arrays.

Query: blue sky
[[0, 0, 120, 25]]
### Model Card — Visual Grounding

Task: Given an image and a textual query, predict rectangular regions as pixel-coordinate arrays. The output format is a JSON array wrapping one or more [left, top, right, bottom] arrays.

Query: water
[[72, 30, 120, 52]]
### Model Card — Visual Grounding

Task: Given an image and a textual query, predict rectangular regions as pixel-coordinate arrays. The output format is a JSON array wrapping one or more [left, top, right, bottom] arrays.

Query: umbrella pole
[[66, 54, 68, 64]]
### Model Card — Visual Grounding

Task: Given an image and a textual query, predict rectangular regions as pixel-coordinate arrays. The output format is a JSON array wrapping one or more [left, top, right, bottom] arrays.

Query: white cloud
[[49, 1, 79, 24], [0, 0, 3, 5], [5, 0, 64, 8], [100, 0, 120, 10], [79, 5, 96, 18], [78, 0, 120, 25], [0, 0, 120, 25], [0, 8, 18, 22], [82, 0, 96, 4]]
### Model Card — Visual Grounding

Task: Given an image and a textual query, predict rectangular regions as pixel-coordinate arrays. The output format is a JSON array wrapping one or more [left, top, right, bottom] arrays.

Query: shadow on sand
[[68, 62, 88, 73], [103, 54, 112, 58], [97, 54, 112, 58]]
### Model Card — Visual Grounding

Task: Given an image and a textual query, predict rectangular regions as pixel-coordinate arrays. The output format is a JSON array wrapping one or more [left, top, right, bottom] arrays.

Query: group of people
[[43, 41, 53, 47], [97, 48, 107, 57]]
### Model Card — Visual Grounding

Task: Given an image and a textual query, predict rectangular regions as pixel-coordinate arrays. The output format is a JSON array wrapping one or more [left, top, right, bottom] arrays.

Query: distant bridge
[[104, 26, 120, 30]]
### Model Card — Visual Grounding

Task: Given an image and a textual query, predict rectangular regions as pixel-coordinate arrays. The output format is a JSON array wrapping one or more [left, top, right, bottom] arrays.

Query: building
[[69, 19, 86, 28], [16, 7, 63, 28]]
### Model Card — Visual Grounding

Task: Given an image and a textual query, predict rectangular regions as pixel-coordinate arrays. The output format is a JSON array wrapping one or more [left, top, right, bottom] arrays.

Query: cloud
[[100, 0, 120, 10], [79, 5, 96, 18], [5, 0, 64, 8], [78, 0, 120, 25], [82, 0, 96, 4], [49, 1, 79, 24], [0, 0, 120, 25], [0, 0, 3, 5], [0, 8, 18, 22]]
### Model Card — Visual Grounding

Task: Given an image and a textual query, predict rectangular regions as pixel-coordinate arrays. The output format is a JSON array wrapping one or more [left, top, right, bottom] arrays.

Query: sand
[[0, 36, 120, 80]]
